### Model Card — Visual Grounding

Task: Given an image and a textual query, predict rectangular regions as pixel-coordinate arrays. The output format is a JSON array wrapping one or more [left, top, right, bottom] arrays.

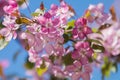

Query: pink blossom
[[72, 42, 93, 65], [0, 0, 8, 17], [72, 18, 92, 39], [75, 17, 87, 27], [0, 15, 19, 41], [101, 22, 120, 56], [3, 0, 19, 16], [87, 3, 109, 25], [49, 4, 58, 16], [65, 63, 92, 80], [44, 12, 52, 19], [88, 21, 120, 56], [0, 28, 16, 41]]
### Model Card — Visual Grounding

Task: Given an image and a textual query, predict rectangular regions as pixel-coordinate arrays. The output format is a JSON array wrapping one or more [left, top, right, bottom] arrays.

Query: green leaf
[[63, 33, 70, 43], [17, 0, 28, 6], [66, 20, 75, 30], [102, 63, 111, 77], [98, 24, 111, 31], [50, 74, 68, 80], [36, 60, 48, 76], [88, 57, 93, 63], [103, 57, 109, 63], [0, 23, 4, 29], [92, 28, 98, 33], [62, 53, 74, 66], [87, 39, 103, 45], [36, 67, 48, 76], [40, 61, 46, 69], [65, 26, 74, 30], [92, 28, 102, 34], [88, 38, 104, 53], [91, 44, 105, 53], [63, 32, 73, 43], [0, 38, 8, 50], [49, 55, 56, 63], [102, 69, 111, 77], [93, 53, 98, 59], [102, 58, 118, 78], [67, 20, 75, 27], [24, 60, 35, 69], [63, 20, 75, 43]]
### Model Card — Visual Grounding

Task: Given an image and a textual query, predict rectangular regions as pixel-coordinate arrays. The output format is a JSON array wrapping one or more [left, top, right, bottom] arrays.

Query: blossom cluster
[[0, 0, 120, 80]]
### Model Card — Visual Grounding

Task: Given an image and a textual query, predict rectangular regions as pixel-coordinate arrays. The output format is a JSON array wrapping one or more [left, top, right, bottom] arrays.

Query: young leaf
[[31, 12, 40, 17], [101, 63, 111, 77], [16, 17, 32, 25], [63, 33, 69, 43], [91, 44, 105, 53], [50, 74, 68, 80], [0, 23, 4, 29], [87, 39, 103, 45], [36, 67, 48, 76], [49, 55, 56, 63], [62, 53, 74, 66], [102, 57, 118, 78], [66, 20, 75, 29], [98, 24, 111, 31], [24, 60, 35, 69], [17, 0, 28, 6], [93, 53, 98, 59], [24, 59, 35, 69], [68, 5, 76, 14], [92, 28, 98, 33], [63, 33, 72, 43], [84, 10, 91, 18], [40, 2, 45, 11], [110, 6, 117, 21], [87, 38, 104, 53]]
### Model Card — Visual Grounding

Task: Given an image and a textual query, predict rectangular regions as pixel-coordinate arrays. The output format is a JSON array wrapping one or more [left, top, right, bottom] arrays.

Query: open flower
[[85, 3, 109, 25], [0, 0, 8, 17], [3, 0, 19, 16], [0, 15, 19, 41], [72, 18, 92, 39], [101, 22, 120, 56], [72, 42, 93, 65]]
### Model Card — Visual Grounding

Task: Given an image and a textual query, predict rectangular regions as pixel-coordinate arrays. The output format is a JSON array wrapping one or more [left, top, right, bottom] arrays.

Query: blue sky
[[1, 0, 120, 80]]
